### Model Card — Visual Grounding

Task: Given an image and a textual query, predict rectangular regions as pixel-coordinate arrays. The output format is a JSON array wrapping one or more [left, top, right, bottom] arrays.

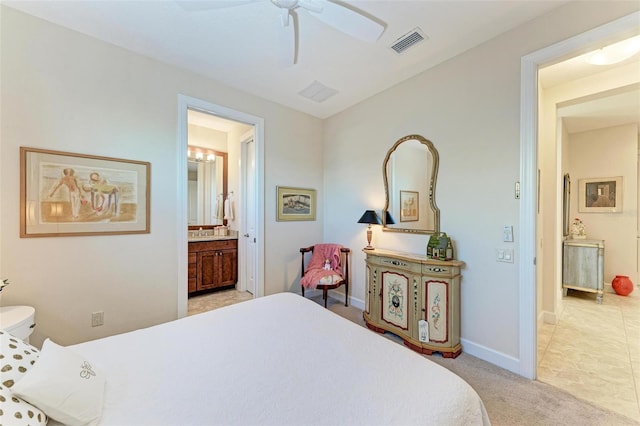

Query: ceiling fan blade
[[304, 0, 385, 42], [175, 0, 259, 12], [276, 10, 297, 66]]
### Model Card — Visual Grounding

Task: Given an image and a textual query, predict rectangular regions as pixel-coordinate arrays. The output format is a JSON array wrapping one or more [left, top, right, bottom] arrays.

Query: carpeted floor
[[321, 295, 639, 426], [191, 290, 638, 425]]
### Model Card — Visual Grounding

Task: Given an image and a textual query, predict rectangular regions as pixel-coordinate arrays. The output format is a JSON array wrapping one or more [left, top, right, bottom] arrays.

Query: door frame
[[238, 134, 256, 294], [176, 95, 265, 318], [519, 11, 639, 379]]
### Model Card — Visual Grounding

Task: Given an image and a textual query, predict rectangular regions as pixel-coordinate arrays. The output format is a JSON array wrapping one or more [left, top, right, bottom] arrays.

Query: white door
[[241, 137, 257, 295]]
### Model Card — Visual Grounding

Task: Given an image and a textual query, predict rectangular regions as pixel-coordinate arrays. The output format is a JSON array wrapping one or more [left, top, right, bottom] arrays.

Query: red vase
[[612, 275, 634, 296]]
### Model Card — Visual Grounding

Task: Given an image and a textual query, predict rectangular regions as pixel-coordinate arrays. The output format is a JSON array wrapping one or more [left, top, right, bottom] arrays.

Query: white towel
[[215, 194, 224, 221], [224, 197, 235, 221]]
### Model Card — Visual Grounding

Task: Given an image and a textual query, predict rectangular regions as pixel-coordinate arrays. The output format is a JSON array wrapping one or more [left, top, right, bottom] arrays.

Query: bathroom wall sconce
[[188, 146, 218, 163], [358, 209, 382, 250]]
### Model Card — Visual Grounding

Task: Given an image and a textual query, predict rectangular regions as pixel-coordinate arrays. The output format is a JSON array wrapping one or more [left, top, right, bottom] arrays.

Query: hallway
[[538, 287, 640, 421]]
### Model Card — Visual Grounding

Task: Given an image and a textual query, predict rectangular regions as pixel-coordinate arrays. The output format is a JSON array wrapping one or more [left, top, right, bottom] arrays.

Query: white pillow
[[11, 338, 105, 426]]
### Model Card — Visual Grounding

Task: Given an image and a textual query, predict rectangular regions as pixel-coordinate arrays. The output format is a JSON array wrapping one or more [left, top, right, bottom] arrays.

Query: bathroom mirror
[[187, 146, 227, 225], [382, 134, 440, 234]]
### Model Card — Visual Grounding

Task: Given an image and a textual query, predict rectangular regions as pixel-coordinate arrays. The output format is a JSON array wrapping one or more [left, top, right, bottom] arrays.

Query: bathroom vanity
[[188, 235, 238, 295]]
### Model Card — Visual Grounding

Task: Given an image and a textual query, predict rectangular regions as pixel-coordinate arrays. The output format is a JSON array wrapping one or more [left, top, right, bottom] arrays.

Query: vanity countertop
[[188, 235, 238, 242]]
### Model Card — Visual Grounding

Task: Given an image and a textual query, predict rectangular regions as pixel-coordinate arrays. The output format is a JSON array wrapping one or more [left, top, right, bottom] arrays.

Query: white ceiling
[[4, 0, 570, 119], [4, 0, 638, 132]]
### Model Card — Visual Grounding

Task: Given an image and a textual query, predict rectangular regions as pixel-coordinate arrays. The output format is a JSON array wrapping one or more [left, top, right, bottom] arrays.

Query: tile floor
[[538, 286, 640, 422], [187, 288, 253, 316]]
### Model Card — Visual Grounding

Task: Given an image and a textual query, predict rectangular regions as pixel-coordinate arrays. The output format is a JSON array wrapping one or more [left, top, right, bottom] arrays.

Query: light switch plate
[[503, 225, 514, 242], [497, 248, 514, 263]]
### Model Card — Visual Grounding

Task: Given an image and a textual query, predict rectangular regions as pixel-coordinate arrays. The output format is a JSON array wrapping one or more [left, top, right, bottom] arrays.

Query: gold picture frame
[[276, 186, 316, 221], [20, 147, 151, 237]]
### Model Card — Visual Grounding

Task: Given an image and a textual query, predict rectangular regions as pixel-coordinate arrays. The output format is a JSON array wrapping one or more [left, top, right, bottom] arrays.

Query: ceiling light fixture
[[585, 35, 640, 65]]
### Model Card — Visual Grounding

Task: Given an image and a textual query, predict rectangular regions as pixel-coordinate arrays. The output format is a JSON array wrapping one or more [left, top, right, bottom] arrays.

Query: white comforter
[[68, 293, 490, 425]]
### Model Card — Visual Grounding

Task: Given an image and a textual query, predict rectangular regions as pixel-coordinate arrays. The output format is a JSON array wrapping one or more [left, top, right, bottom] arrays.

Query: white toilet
[[0, 305, 36, 343]]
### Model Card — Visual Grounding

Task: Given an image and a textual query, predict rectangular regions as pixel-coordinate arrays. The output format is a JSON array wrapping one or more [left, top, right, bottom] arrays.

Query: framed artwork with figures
[[20, 147, 150, 237]]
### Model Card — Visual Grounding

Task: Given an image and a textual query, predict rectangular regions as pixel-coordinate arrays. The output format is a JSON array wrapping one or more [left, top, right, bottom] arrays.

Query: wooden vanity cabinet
[[363, 248, 464, 358], [188, 239, 238, 294]]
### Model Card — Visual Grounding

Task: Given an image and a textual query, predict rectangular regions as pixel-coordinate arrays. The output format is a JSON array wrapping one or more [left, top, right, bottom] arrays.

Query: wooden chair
[[300, 245, 350, 308]]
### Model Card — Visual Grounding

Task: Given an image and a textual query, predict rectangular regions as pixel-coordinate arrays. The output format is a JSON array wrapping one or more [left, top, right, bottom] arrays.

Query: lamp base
[[364, 246, 374, 250]]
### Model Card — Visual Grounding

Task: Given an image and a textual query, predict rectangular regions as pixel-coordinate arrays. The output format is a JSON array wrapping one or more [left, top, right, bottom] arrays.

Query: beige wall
[[0, 6, 323, 347], [568, 124, 638, 283], [1, 1, 639, 374], [323, 1, 640, 366]]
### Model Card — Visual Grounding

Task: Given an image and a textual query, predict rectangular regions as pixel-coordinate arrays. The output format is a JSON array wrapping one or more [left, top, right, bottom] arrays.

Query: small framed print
[[578, 176, 622, 213], [400, 190, 418, 222], [276, 186, 316, 221]]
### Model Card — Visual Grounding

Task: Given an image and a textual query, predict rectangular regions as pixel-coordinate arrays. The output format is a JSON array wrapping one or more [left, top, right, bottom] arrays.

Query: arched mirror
[[383, 134, 439, 234]]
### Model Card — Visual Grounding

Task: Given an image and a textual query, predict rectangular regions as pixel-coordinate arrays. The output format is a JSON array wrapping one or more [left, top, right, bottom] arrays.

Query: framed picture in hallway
[[578, 176, 622, 213], [276, 186, 316, 221], [20, 147, 151, 237]]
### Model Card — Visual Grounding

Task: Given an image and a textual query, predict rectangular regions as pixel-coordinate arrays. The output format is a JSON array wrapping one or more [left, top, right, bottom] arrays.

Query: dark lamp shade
[[384, 211, 396, 225], [357, 210, 381, 225]]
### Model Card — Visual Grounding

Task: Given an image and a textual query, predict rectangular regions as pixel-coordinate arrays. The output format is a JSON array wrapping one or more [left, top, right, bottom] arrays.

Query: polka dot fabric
[[0, 331, 47, 425], [0, 331, 39, 389], [0, 384, 47, 425]]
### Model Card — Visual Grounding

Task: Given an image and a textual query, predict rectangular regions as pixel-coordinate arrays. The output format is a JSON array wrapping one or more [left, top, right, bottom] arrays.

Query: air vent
[[390, 28, 427, 54], [298, 80, 339, 103]]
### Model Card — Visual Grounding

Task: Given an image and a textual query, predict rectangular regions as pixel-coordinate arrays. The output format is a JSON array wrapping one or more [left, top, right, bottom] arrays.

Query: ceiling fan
[[177, 0, 385, 66]]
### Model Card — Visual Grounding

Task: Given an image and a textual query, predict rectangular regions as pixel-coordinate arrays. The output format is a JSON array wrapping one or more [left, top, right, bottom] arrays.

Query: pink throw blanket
[[300, 244, 343, 289]]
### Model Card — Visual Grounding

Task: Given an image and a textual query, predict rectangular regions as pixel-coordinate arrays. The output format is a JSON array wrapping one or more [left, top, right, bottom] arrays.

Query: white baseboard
[[302, 289, 365, 310], [460, 338, 521, 376], [540, 310, 557, 325], [328, 292, 365, 310]]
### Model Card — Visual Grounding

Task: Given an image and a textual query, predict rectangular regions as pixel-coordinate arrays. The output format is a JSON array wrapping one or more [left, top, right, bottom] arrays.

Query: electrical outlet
[[91, 311, 104, 327]]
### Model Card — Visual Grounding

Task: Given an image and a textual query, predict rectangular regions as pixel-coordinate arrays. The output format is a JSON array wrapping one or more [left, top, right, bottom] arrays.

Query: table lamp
[[358, 210, 382, 250]]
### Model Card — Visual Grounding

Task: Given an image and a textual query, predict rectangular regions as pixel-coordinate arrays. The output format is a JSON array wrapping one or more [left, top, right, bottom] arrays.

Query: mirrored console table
[[562, 239, 604, 304]]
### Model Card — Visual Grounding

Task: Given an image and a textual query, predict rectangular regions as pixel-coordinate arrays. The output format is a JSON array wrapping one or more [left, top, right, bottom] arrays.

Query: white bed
[[30, 293, 490, 425]]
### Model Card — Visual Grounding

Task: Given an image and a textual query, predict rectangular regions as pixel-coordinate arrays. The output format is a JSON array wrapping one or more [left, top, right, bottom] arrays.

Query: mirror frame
[[187, 145, 228, 226], [382, 134, 440, 235]]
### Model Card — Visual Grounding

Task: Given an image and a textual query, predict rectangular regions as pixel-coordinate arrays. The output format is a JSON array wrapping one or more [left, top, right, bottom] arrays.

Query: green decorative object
[[437, 233, 449, 260], [427, 234, 440, 258]]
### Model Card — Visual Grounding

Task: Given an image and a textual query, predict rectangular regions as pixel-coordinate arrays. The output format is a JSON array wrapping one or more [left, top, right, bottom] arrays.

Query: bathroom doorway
[[177, 95, 265, 318]]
